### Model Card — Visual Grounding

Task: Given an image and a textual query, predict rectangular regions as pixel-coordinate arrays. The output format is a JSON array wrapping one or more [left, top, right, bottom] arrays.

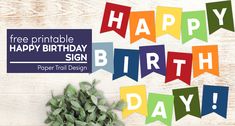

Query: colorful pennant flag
[[139, 45, 166, 78], [206, 1, 234, 34], [181, 11, 208, 43], [130, 11, 156, 43], [100, 2, 131, 38], [173, 87, 201, 121], [113, 49, 139, 81], [120, 85, 147, 118], [156, 6, 182, 40], [92, 43, 113, 73], [201, 85, 229, 118], [192, 45, 219, 77], [146, 93, 174, 126], [165, 52, 192, 85]]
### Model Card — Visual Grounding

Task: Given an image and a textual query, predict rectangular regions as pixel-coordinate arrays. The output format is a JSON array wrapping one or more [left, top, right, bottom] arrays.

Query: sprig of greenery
[[45, 79, 126, 126]]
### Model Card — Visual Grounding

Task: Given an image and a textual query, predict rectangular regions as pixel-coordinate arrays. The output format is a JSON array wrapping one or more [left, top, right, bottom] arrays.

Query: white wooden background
[[0, 0, 234, 126]]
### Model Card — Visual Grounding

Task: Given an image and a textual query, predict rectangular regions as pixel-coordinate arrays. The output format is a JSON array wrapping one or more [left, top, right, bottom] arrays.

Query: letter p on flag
[[100, 2, 131, 38], [120, 85, 147, 118], [192, 45, 219, 77]]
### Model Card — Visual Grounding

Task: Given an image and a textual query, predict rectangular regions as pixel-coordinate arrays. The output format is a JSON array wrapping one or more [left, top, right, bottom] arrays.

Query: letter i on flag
[[156, 6, 182, 40], [201, 85, 229, 118], [139, 45, 166, 78], [165, 52, 192, 85], [192, 45, 219, 77], [120, 85, 147, 118], [146, 93, 174, 126], [173, 87, 201, 121], [113, 49, 139, 81], [92, 43, 113, 73], [130, 11, 156, 43], [100, 2, 131, 38], [181, 11, 208, 43], [206, 1, 234, 34]]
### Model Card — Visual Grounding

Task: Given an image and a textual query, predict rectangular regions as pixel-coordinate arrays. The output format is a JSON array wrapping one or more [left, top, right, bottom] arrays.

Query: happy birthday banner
[[97, 1, 233, 126], [100, 1, 234, 43]]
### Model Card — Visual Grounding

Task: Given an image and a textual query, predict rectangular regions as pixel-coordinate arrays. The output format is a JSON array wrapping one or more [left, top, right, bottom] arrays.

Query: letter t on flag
[[165, 52, 192, 85], [100, 2, 131, 38]]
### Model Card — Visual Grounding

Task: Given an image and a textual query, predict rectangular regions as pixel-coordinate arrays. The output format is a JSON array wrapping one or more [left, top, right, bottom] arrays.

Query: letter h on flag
[[100, 2, 131, 38]]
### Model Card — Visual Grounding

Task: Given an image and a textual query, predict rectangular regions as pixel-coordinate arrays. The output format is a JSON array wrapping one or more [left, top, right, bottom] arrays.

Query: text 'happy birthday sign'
[[7, 29, 92, 73]]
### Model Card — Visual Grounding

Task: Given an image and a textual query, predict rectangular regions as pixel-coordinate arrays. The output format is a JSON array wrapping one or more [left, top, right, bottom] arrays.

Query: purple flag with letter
[[139, 45, 166, 78]]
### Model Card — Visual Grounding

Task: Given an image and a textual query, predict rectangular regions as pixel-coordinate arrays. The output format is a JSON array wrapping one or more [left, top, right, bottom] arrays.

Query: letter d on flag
[[120, 85, 147, 118]]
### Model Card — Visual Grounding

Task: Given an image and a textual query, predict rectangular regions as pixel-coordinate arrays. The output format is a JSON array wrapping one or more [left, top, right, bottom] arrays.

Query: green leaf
[[56, 115, 63, 123], [79, 91, 86, 104], [44, 117, 51, 124], [51, 121, 61, 126], [48, 113, 56, 121], [88, 122, 101, 126], [113, 120, 125, 126], [65, 114, 75, 123], [98, 105, 107, 112], [98, 99, 106, 105], [79, 108, 86, 119], [66, 122, 75, 126], [114, 101, 127, 111], [86, 112, 96, 122], [79, 81, 92, 91], [97, 114, 107, 122], [52, 108, 62, 115], [88, 88, 97, 95], [91, 95, 98, 105], [64, 84, 77, 96], [94, 90, 104, 98], [88, 106, 96, 113], [71, 106, 80, 112], [92, 79, 100, 87], [70, 101, 81, 109], [58, 100, 64, 108], [75, 120, 87, 126], [47, 98, 58, 107], [84, 102, 92, 111]]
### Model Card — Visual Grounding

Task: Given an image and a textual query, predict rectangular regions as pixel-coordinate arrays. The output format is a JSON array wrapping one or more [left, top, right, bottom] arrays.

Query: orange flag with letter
[[192, 45, 219, 77], [130, 11, 156, 43]]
